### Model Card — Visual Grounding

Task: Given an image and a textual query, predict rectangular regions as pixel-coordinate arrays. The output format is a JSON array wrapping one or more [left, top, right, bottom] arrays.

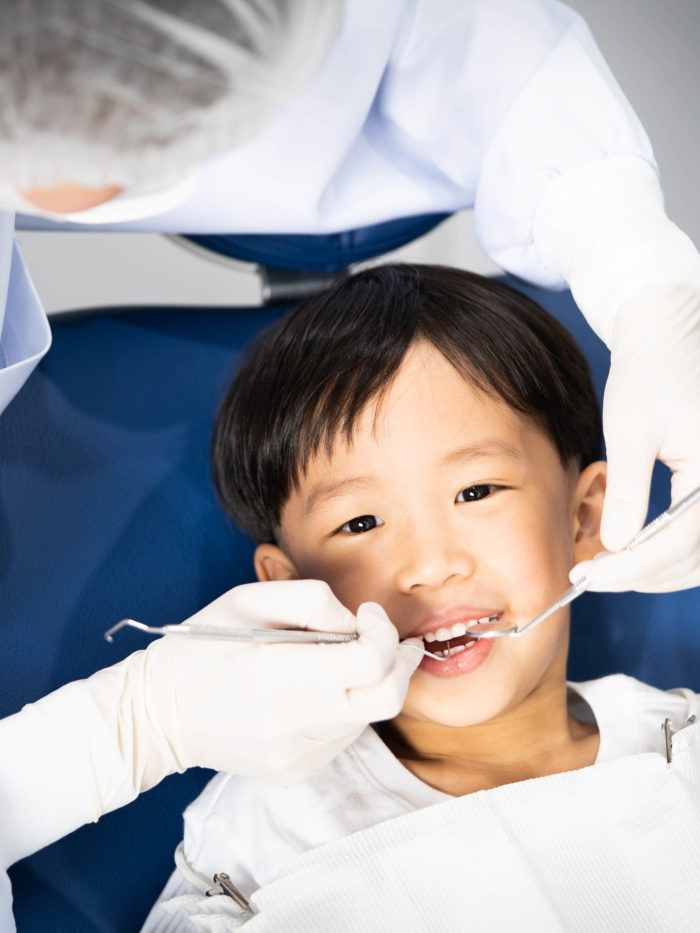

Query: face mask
[[0, 169, 199, 224]]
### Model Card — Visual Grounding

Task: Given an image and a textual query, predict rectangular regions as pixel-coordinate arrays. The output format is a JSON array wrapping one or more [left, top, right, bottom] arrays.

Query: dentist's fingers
[[342, 638, 423, 723], [599, 406, 655, 553], [319, 602, 404, 688], [571, 506, 700, 592], [596, 280, 700, 585], [187, 579, 359, 634]]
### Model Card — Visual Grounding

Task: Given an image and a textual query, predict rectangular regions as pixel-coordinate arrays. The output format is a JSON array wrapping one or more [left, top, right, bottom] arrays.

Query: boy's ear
[[572, 461, 607, 562], [254, 543, 300, 582]]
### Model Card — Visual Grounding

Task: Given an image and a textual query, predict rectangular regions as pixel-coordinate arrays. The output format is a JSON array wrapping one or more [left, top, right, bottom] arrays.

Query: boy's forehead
[[357, 343, 517, 440], [301, 345, 553, 481]]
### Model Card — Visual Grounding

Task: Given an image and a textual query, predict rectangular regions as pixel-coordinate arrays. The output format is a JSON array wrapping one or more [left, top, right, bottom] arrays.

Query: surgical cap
[[0, 0, 343, 190]]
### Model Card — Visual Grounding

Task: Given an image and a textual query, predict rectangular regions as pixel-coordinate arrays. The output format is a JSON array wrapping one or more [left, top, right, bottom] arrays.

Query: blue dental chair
[[1, 214, 698, 932]]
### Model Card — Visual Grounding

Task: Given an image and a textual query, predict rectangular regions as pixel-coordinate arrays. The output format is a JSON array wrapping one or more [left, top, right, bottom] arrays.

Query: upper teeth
[[423, 615, 497, 642]]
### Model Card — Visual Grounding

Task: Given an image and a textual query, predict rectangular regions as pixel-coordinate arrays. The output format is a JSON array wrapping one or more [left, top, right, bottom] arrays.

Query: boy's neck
[[377, 675, 599, 797]]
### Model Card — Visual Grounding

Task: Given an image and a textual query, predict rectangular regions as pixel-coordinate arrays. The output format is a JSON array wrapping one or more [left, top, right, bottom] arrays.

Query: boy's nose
[[393, 526, 476, 593]]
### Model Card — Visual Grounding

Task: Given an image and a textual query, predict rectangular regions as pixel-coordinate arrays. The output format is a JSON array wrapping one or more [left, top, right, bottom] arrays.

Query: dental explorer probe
[[104, 618, 359, 644], [103, 618, 454, 661], [104, 483, 700, 660]]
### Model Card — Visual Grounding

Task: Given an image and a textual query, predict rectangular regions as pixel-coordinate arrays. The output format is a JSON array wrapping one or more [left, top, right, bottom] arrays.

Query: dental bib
[[159, 720, 700, 932]]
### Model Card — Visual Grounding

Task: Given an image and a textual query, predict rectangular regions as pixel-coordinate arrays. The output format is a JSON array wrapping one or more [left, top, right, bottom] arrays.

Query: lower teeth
[[437, 642, 476, 658]]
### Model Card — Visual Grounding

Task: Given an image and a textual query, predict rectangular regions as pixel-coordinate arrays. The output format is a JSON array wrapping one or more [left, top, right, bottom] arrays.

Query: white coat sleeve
[[0, 701, 103, 933], [0, 867, 14, 933], [0, 666, 153, 929], [467, 2, 659, 290], [380, 1, 659, 300], [0, 657, 163, 875], [0, 213, 51, 414], [0, 701, 108, 872]]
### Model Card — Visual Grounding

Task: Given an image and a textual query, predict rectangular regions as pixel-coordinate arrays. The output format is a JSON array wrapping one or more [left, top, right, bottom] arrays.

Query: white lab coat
[[0, 0, 666, 927], [0, 214, 51, 413], [4, 0, 657, 412]]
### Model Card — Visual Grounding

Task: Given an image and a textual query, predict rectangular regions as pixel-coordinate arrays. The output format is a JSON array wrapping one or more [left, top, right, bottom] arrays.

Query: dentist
[[0, 0, 698, 925]]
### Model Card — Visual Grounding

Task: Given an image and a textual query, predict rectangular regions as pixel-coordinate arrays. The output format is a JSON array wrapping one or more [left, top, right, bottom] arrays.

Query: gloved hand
[[531, 155, 700, 594], [137, 580, 422, 785], [571, 283, 700, 593], [26, 581, 421, 827]]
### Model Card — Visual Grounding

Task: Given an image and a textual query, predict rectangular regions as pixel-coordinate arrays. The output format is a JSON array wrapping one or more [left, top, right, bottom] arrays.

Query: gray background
[[16, 0, 700, 314]]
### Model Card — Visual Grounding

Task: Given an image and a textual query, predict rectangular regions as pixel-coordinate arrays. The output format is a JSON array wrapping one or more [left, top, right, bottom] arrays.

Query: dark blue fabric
[[0, 304, 288, 932], [183, 213, 452, 271], [0, 282, 697, 932]]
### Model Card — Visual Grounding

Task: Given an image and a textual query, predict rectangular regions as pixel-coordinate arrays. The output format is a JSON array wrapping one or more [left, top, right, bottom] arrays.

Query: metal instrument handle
[[104, 618, 358, 644]]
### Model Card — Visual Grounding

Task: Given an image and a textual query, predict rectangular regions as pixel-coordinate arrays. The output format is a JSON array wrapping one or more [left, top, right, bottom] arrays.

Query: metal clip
[[208, 872, 254, 913], [663, 714, 697, 767], [664, 718, 674, 766]]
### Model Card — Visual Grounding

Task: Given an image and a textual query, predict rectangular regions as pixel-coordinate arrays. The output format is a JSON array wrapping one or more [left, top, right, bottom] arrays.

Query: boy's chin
[[402, 699, 504, 730]]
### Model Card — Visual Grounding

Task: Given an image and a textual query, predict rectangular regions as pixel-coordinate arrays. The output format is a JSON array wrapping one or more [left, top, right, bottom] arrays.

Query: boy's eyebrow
[[304, 475, 375, 515], [304, 441, 524, 514], [440, 440, 525, 466]]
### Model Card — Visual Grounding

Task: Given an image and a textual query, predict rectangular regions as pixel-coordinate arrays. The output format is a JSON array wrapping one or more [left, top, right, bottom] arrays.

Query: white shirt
[[142, 675, 698, 932], [2, 0, 659, 415]]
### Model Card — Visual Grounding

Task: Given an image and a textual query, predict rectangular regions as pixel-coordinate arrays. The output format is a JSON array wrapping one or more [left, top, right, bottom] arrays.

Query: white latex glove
[[138, 580, 422, 784], [13, 581, 420, 845], [533, 155, 700, 593], [572, 283, 700, 592]]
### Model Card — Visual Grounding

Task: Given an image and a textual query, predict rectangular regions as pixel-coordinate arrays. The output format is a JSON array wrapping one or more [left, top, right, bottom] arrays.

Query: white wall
[[16, 0, 699, 315], [571, 0, 699, 243]]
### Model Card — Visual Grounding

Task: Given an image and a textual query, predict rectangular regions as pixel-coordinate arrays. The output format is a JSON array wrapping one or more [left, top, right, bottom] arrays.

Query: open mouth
[[422, 614, 499, 657], [424, 635, 477, 658]]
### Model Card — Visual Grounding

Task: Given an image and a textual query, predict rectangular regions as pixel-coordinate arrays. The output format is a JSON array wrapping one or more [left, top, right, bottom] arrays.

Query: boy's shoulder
[[572, 672, 697, 716], [570, 673, 698, 762]]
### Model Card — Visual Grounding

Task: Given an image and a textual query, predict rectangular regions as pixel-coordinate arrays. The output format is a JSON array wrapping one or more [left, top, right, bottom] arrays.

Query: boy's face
[[255, 342, 606, 729]]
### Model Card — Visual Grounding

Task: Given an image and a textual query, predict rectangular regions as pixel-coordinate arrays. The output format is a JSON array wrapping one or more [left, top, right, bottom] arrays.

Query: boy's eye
[[339, 515, 385, 535], [455, 484, 498, 503]]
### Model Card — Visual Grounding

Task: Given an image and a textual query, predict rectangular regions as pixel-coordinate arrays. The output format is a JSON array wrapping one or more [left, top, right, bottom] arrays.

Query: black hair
[[213, 264, 602, 543]]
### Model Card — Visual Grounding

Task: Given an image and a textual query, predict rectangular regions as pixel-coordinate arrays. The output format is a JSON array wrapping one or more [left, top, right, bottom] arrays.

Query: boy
[[144, 265, 700, 932]]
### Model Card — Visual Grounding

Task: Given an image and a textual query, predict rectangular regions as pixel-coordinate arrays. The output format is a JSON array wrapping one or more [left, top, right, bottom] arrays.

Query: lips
[[418, 633, 494, 677], [410, 607, 502, 675]]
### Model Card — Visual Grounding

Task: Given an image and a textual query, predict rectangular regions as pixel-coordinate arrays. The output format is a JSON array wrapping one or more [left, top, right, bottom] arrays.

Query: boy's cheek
[[291, 554, 381, 616], [488, 527, 574, 616]]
